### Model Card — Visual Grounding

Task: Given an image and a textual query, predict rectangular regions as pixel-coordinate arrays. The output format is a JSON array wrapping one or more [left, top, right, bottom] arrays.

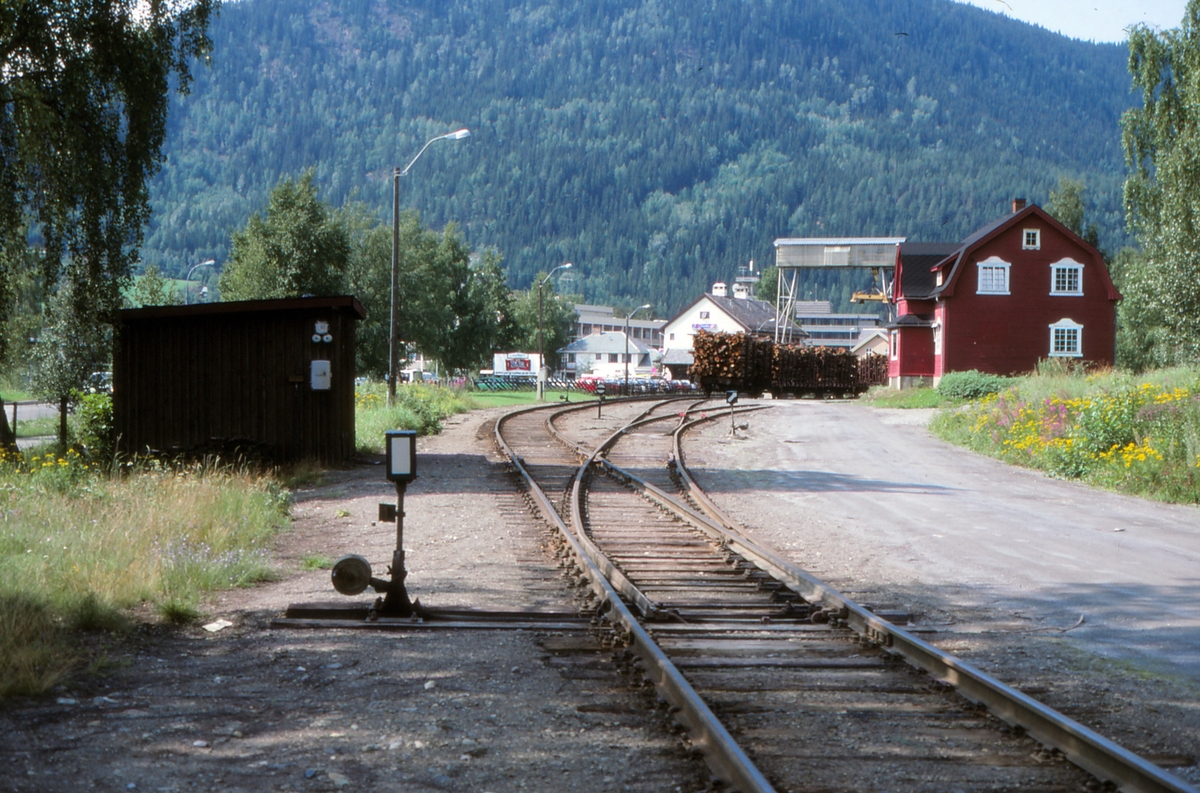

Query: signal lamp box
[[114, 296, 366, 463]]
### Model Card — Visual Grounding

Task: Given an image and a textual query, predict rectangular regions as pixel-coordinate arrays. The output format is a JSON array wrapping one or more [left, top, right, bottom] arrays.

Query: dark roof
[[886, 314, 935, 329], [896, 243, 959, 299], [559, 331, 652, 355], [660, 348, 695, 365], [705, 294, 806, 337], [931, 203, 1119, 300], [121, 295, 367, 321]]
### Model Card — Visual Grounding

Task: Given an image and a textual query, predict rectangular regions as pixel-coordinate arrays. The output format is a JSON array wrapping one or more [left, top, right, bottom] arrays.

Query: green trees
[[1046, 178, 1101, 251], [755, 267, 780, 303], [30, 280, 110, 444], [219, 171, 349, 301], [0, 0, 218, 361], [233, 176, 513, 378], [341, 209, 511, 378], [141, 0, 1136, 315], [507, 275, 576, 369], [1122, 0, 1200, 362], [127, 264, 181, 308]]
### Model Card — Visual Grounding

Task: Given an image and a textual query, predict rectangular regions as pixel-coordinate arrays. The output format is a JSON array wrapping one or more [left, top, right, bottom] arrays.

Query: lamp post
[[185, 259, 215, 304], [624, 304, 652, 396], [389, 128, 471, 407], [537, 262, 573, 401]]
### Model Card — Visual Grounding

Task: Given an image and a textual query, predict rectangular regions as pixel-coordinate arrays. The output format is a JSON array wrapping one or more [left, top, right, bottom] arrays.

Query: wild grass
[[12, 416, 59, 439], [354, 380, 477, 453], [932, 366, 1200, 504], [301, 553, 334, 570], [861, 385, 946, 409], [0, 448, 290, 697]]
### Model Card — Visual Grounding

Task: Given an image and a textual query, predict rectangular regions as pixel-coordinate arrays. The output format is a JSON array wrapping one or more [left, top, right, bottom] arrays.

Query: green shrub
[[354, 381, 476, 453], [931, 371, 1200, 504], [936, 370, 1010, 401], [72, 391, 114, 461]]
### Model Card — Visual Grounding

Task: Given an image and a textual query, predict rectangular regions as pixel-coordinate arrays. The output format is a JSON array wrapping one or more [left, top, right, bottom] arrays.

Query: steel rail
[[495, 401, 778, 793], [545, 400, 774, 621], [615, 410, 1194, 793]]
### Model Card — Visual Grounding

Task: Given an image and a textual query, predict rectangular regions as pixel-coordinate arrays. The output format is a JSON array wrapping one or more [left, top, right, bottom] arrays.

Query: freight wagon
[[690, 330, 887, 398]]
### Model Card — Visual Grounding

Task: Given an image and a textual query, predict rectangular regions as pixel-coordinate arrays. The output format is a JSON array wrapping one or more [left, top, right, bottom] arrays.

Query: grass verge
[[0, 449, 291, 698], [931, 366, 1200, 504], [354, 381, 479, 453], [12, 415, 58, 439], [860, 385, 947, 409], [466, 388, 594, 409]]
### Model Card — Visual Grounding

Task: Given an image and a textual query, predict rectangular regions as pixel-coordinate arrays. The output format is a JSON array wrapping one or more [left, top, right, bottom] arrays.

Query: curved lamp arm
[[400, 128, 471, 176]]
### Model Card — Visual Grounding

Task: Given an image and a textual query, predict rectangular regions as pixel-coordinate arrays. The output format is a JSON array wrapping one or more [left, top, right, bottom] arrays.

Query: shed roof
[[121, 295, 367, 321]]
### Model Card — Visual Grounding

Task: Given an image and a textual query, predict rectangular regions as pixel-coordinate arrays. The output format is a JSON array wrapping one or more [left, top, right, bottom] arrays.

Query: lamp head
[[385, 429, 418, 484], [541, 262, 572, 286], [445, 128, 471, 140]]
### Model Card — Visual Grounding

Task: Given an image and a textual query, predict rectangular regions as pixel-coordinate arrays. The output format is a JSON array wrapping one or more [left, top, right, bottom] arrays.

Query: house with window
[[558, 331, 655, 380], [887, 200, 1120, 388], [659, 283, 805, 379], [573, 304, 666, 347]]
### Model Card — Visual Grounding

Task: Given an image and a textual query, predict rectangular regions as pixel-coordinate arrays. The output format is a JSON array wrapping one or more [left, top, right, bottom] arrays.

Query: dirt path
[[3, 401, 1198, 790], [0, 408, 705, 793]]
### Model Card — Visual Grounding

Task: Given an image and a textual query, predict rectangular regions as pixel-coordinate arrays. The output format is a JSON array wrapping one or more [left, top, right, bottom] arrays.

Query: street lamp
[[537, 262, 573, 401], [624, 304, 652, 396], [185, 259, 215, 304], [389, 128, 471, 407]]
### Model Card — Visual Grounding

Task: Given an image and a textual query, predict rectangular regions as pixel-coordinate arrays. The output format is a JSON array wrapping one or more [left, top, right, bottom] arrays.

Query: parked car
[[575, 375, 603, 393]]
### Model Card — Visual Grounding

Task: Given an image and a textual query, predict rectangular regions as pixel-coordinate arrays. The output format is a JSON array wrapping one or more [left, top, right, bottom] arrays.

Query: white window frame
[[1049, 318, 1083, 358], [933, 321, 943, 356], [976, 256, 1011, 295], [890, 330, 898, 361], [1050, 258, 1084, 296], [699, 311, 710, 319], [1023, 228, 1041, 250]]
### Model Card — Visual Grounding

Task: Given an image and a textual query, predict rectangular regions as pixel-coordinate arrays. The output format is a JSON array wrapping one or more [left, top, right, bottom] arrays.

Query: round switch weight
[[331, 554, 373, 596]]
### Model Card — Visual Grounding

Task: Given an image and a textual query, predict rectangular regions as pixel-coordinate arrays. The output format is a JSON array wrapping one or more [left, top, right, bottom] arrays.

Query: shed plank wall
[[115, 302, 358, 463]]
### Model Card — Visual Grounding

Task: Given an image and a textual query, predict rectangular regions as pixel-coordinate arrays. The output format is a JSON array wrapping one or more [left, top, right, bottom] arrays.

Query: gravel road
[[686, 399, 1200, 682], [1, 401, 1198, 791]]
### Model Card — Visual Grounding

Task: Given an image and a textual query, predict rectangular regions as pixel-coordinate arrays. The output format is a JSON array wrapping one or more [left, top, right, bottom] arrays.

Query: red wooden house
[[887, 200, 1121, 388]]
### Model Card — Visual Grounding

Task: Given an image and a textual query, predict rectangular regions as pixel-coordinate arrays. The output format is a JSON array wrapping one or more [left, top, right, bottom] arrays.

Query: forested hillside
[[146, 0, 1136, 314]]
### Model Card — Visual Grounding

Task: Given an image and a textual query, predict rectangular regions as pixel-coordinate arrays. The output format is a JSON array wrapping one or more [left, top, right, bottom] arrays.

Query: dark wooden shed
[[114, 296, 366, 463]]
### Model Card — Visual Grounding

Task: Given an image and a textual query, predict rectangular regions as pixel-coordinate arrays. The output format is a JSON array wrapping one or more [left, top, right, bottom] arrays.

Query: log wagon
[[690, 330, 887, 398]]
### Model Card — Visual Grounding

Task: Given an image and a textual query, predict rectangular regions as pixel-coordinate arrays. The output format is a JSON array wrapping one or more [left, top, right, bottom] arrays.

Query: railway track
[[495, 396, 1196, 793]]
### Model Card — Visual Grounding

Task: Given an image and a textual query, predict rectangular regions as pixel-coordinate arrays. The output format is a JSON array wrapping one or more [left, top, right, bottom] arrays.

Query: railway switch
[[329, 430, 423, 618]]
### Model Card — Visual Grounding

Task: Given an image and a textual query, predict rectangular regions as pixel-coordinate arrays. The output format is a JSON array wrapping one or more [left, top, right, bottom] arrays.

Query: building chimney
[[712, 282, 728, 297], [732, 283, 750, 300], [1012, 197, 1027, 213]]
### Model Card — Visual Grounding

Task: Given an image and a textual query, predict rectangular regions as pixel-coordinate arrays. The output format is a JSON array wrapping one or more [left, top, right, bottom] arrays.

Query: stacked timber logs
[[691, 331, 889, 395], [858, 352, 888, 387], [774, 344, 860, 388]]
